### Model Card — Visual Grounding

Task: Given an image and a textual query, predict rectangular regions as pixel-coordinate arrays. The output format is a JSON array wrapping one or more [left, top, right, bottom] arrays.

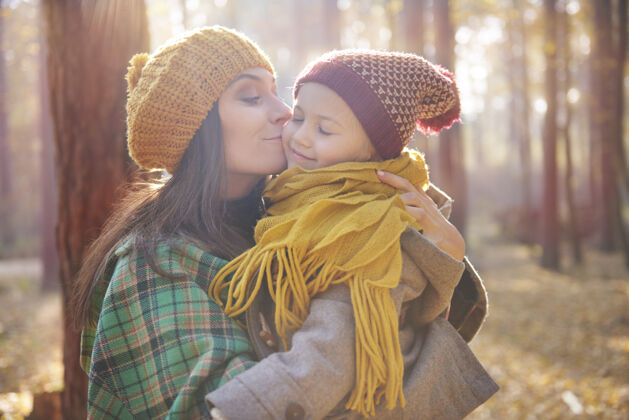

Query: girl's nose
[[291, 123, 311, 148]]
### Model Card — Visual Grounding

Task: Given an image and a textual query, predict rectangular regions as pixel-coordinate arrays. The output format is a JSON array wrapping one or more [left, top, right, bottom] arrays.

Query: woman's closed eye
[[241, 96, 261, 105]]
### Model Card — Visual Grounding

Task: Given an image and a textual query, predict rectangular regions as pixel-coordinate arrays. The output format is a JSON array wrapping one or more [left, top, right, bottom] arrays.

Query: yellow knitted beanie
[[125, 26, 275, 174]]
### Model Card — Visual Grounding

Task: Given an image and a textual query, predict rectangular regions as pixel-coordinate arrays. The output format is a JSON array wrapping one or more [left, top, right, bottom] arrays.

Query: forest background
[[0, 0, 627, 418]]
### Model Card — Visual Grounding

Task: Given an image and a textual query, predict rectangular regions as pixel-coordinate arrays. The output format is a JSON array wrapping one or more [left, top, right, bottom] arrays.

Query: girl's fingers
[[399, 191, 421, 207], [376, 170, 416, 193], [377, 170, 434, 206], [405, 206, 427, 224]]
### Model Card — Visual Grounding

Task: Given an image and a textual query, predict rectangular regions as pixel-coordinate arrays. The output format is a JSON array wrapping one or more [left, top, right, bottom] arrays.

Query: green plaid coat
[[80, 238, 257, 419]]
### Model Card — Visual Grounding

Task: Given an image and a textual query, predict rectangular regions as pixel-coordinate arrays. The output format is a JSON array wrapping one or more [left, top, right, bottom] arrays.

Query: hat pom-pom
[[416, 65, 462, 135], [126, 53, 150, 93]]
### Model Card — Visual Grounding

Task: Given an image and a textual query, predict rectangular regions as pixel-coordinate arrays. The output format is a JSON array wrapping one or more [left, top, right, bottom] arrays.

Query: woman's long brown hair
[[73, 105, 265, 329]]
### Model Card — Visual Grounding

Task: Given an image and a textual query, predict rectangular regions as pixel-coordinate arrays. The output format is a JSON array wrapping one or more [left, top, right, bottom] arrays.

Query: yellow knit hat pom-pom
[[126, 53, 150, 93]]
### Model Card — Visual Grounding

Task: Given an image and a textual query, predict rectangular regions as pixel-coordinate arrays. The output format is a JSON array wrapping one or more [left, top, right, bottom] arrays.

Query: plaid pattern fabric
[[80, 238, 257, 419]]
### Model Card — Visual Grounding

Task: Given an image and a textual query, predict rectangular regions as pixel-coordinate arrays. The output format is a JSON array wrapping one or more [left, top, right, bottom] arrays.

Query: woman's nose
[[270, 96, 292, 125]]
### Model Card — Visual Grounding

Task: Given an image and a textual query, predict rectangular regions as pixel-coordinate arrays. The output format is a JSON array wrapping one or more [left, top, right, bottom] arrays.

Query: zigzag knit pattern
[[295, 49, 461, 159], [340, 51, 458, 144]]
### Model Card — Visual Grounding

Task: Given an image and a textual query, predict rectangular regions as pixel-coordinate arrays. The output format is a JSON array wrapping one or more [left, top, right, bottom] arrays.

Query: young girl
[[210, 50, 497, 417]]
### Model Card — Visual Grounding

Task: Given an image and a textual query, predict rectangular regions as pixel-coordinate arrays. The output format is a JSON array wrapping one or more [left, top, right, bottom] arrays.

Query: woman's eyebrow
[[229, 73, 275, 86]]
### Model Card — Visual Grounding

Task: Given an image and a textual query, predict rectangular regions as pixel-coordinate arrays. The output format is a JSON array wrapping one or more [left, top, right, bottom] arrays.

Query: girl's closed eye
[[318, 125, 332, 135]]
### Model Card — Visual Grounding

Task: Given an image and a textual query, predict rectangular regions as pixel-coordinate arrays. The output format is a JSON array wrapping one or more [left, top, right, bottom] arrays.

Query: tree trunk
[[42, 1, 149, 418], [512, 0, 535, 244], [40, 5, 59, 290], [434, 0, 467, 236], [540, 0, 560, 269], [180, 0, 188, 29], [323, 0, 341, 50], [404, 0, 431, 172], [559, 5, 583, 264], [593, 0, 616, 252], [615, 0, 629, 199], [0, 0, 14, 249], [613, 0, 629, 266], [292, 0, 306, 75], [404, 0, 425, 56]]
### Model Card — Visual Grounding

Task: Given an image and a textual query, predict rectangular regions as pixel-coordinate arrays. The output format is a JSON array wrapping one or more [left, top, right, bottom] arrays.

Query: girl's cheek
[[281, 123, 294, 145]]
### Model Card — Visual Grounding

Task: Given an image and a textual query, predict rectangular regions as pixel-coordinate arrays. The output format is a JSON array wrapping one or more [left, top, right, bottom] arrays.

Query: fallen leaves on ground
[[466, 221, 629, 420], [0, 223, 627, 419]]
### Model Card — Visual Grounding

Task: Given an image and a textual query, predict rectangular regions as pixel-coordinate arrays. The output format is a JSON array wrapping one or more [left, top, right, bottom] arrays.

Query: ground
[[0, 222, 627, 419]]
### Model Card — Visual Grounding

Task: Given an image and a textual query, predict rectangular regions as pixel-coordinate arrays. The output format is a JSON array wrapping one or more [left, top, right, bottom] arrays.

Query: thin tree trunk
[[613, 0, 629, 266], [180, 0, 188, 29], [404, 0, 425, 56], [404, 0, 431, 171], [434, 0, 467, 236], [559, 5, 583, 264], [386, 2, 400, 50], [615, 0, 629, 199], [292, 0, 306, 76], [541, 0, 560, 269], [42, 1, 149, 418], [0, 0, 14, 249], [40, 4, 59, 290], [593, 0, 616, 252], [323, 0, 340, 50], [226, 0, 238, 29], [514, 0, 534, 244]]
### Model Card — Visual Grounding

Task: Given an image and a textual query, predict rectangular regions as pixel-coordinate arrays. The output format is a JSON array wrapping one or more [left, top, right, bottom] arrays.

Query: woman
[[74, 26, 496, 419]]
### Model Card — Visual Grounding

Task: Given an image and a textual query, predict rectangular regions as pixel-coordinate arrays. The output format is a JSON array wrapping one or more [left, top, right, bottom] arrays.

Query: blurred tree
[[592, 0, 616, 252], [586, 2, 602, 231], [434, 0, 467, 236], [0, 0, 15, 249], [613, 0, 628, 267], [292, 0, 306, 75], [323, 0, 341, 50], [42, 0, 149, 418], [559, 3, 583, 264], [507, 0, 534, 244], [404, 0, 432, 170], [614, 0, 628, 197], [180, 0, 188, 29], [404, 0, 425, 56], [227, 0, 239, 30], [386, 0, 402, 50], [39, 3, 58, 289], [541, 0, 560, 269]]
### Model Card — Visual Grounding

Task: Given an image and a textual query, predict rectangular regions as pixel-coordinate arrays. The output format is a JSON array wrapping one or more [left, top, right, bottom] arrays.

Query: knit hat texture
[[126, 26, 275, 174], [294, 49, 461, 159]]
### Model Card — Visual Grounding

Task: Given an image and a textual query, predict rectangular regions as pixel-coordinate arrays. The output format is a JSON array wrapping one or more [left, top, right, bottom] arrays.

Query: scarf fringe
[[210, 153, 428, 417], [210, 245, 406, 417]]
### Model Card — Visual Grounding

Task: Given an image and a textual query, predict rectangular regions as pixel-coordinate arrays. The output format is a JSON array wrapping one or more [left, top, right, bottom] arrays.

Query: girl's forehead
[[295, 83, 349, 113]]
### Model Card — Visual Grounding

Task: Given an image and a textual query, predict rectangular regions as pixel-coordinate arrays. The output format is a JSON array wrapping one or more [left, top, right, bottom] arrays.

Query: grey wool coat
[[206, 185, 498, 419]]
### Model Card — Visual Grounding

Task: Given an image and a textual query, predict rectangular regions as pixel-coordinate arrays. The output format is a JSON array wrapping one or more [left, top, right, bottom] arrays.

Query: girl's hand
[[376, 170, 466, 261]]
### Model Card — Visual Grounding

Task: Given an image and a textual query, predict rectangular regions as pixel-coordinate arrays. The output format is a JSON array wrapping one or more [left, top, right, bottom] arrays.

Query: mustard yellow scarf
[[210, 150, 429, 416]]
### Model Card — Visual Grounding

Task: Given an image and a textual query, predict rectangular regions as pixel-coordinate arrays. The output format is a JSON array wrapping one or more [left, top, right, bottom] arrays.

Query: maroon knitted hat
[[294, 49, 461, 159]]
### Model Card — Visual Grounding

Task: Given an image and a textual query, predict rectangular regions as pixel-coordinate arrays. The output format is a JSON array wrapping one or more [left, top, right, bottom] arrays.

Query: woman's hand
[[376, 170, 466, 261]]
